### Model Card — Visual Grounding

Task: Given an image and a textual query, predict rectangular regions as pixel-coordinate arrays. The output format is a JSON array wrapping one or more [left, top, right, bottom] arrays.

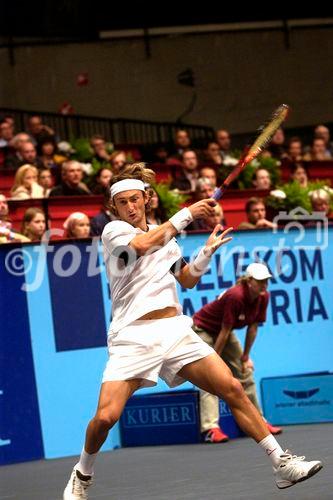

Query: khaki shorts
[[102, 315, 214, 388]]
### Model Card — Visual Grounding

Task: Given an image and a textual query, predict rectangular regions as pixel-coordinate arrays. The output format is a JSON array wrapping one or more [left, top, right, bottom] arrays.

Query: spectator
[[238, 197, 277, 230], [90, 167, 113, 195], [0, 119, 16, 166], [203, 141, 223, 165], [63, 212, 91, 239], [38, 168, 54, 197], [90, 192, 117, 237], [170, 150, 199, 194], [151, 143, 169, 164], [27, 115, 55, 146], [146, 188, 167, 225], [0, 119, 14, 147], [290, 163, 309, 188], [49, 161, 91, 196], [37, 137, 58, 170], [314, 124, 333, 157], [171, 129, 191, 158], [252, 168, 272, 190], [90, 135, 112, 163], [110, 151, 127, 174], [10, 164, 44, 200], [194, 177, 215, 201], [215, 129, 231, 158], [303, 138, 332, 161], [5, 140, 43, 170], [21, 208, 46, 241], [199, 166, 217, 188], [267, 127, 286, 159], [188, 203, 225, 232], [309, 188, 333, 218], [283, 137, 304, 164], [0, 193, 30, 243]]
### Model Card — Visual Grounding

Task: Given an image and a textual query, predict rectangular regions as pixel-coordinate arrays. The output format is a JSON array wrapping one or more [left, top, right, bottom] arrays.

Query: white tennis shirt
[[102, 220, 183, 335]]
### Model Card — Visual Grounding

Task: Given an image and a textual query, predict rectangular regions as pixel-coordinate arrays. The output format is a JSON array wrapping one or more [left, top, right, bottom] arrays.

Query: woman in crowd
[[21, 208, 46, 241], [38, 168, 54, 197], [63, 212, 91, 239], [10, 164, 44, 199], [90, 167, 113, 195], [146, 187, 167, 225], [290, 163, 309, 188]]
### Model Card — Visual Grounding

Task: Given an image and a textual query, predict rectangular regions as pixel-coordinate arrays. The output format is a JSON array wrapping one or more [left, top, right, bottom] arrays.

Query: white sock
[[77, 448, 97, 476], [258, 434, 284, 467]]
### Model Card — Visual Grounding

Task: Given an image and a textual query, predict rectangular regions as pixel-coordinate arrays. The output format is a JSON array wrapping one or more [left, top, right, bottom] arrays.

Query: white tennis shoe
[[274, 451, 323, 489], [63, 465, 93, 499]]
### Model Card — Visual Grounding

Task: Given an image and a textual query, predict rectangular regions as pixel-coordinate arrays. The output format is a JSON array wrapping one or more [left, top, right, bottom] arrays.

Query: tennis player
[[64, 163, 322, 499]]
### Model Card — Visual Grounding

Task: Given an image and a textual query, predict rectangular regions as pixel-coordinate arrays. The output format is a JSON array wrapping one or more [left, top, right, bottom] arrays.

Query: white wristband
[[189, 247, 212, 275], [169, 207, 193, 232]]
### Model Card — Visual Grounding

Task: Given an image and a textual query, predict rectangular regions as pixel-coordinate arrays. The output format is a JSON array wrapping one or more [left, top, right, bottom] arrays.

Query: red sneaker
[[203, 427, 229, 443], [266, 421, 282, 435]]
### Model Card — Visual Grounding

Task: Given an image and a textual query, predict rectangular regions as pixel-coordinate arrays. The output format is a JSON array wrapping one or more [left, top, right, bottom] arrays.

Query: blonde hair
[[11, 164, 38, 194], [310, 188, 330, 204], [63, 211, 90, 238]]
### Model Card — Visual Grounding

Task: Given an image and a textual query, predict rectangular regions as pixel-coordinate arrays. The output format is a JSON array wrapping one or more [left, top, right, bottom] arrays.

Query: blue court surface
[[1, 423, 332, 500]]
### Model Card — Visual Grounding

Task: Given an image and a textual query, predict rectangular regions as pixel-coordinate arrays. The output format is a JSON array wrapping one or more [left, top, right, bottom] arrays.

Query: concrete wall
[[0, 27, 332, 133]]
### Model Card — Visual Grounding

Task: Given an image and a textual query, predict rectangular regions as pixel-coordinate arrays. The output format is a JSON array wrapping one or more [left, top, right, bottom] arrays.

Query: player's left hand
[[204, 225, 233, 256]]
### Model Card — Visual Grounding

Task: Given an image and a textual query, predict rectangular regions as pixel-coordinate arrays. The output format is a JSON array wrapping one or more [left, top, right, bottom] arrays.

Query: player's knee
[[222, 377, 244, 404], [95, 406, 122, 429]]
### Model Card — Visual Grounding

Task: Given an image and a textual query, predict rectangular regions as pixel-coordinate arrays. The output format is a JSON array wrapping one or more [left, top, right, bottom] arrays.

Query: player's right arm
[[129, 199, 217, 256]]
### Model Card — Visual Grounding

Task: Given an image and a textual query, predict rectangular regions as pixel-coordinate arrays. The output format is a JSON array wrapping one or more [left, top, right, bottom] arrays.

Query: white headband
[[110, 179, 145, 199]]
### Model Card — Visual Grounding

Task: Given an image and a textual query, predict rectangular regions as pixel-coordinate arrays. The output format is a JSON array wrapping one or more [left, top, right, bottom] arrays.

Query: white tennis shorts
[[102, 314, 214, 388]]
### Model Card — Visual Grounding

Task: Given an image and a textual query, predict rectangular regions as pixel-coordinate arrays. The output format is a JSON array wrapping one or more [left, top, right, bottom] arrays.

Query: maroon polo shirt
[[193, 282, 269, 338]]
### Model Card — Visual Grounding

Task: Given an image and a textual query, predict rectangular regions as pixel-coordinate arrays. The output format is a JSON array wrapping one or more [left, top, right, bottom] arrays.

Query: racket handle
[[212, 187, 224, 200]]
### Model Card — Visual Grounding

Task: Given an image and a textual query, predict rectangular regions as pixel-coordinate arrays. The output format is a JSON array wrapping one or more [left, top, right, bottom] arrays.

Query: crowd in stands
[[0, 112, 332, 244]]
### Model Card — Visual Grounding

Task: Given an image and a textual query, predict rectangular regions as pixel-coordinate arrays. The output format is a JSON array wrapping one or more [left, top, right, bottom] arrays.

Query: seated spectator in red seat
[[90, 134, 112, 164], [170, 129, 191, 159], [63, 212, 91, 239], [90, 192, 117, 237], [188, 203, 226, 232], [110, 150, 127, 174], [10, 164, 45, 200], [0, 193, 30, 243], [90, 167, 113, 195], [313, 124, 333, 157], [267, 127, 286, 159], [151, 143, 170, 164], [21, 208, 46, 242], [145, 187, 167, 225], [37, 137, 59, 170], [303, 138, 332, 161], [283, 136, 304, 164], [203, 141, 223, 165], [252, 168, 272, 191], [0, 119, 15, 166], [4, 140, 43, 170], [238, 197, 277, 230], [27, 115, 56, 146], [199, 166, 217, 188], [290, 163, 309, 188], [49, 161, 91, 196], [38, 168, 54, 197], [309, 188, 333, 219], [170, 150, 199, 194]]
